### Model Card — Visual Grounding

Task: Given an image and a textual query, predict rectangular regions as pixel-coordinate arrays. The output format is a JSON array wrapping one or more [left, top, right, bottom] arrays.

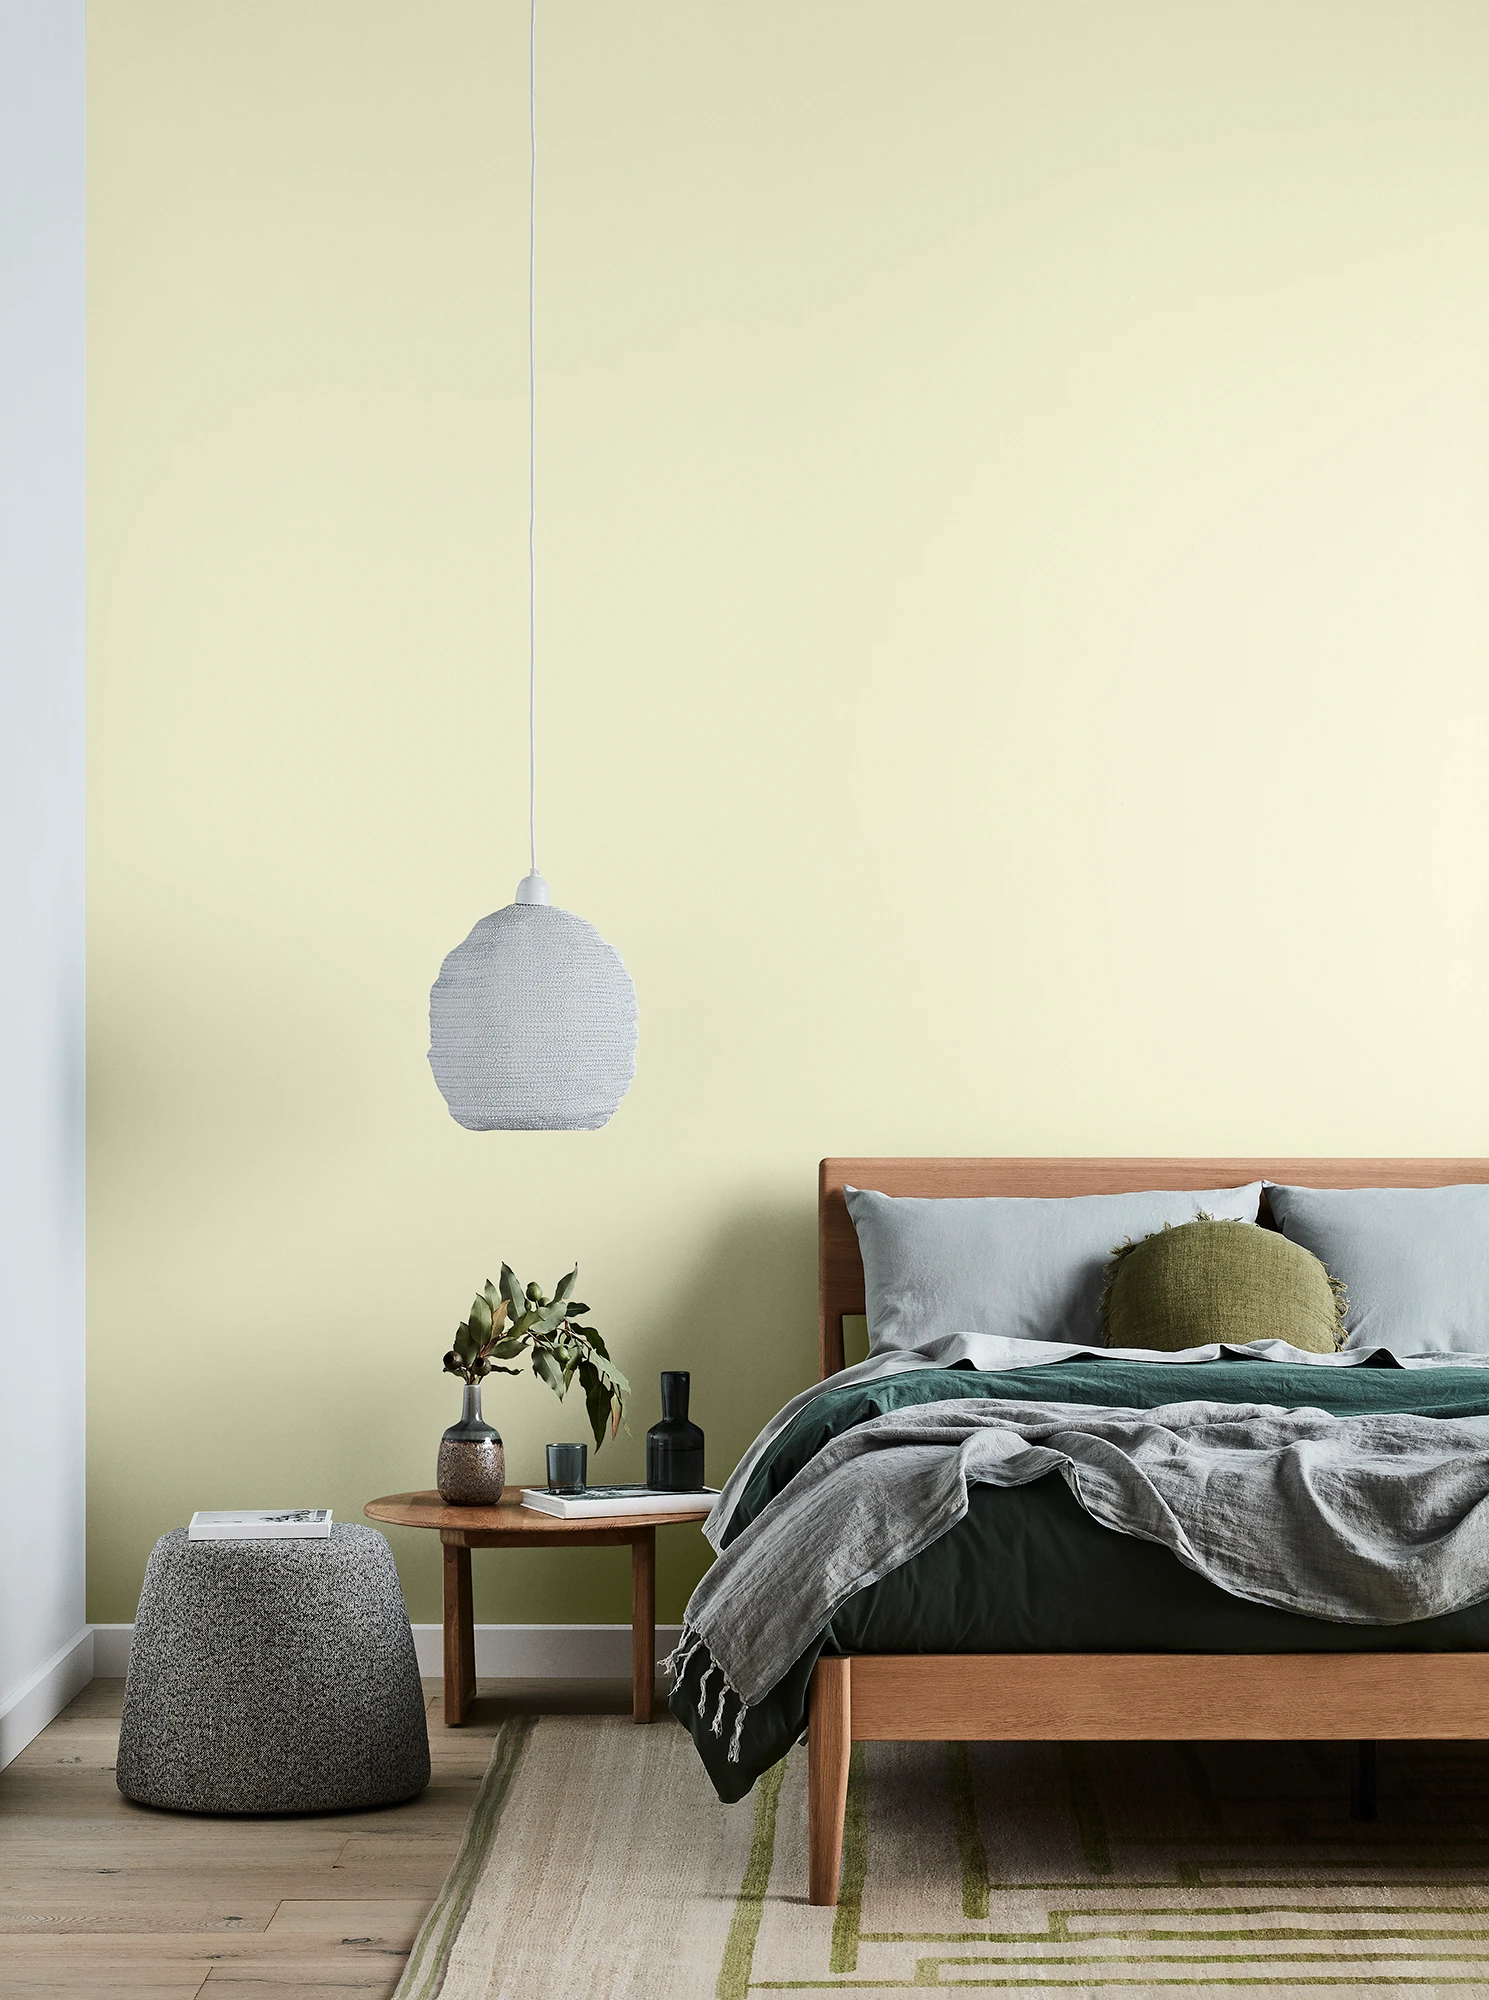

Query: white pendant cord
[[527, 0, 538, 881], [516, 0, 547, 906]]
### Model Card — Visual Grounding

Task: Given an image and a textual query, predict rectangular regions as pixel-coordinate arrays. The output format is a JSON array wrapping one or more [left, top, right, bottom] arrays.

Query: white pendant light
[[429, 0, 637, 1133]]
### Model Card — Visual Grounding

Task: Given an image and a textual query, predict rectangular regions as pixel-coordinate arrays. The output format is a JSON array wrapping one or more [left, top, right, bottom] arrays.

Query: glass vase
[[437, 1381, 506, 1505]]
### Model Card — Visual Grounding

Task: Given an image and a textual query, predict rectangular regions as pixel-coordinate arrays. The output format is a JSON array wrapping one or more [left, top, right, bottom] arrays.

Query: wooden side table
[[364, 1488, 712, 1725]]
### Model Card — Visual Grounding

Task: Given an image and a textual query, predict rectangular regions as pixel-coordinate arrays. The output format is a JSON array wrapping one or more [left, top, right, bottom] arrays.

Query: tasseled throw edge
[[660, 1629, 704, 1685], [661, 1620, 752, 1763]]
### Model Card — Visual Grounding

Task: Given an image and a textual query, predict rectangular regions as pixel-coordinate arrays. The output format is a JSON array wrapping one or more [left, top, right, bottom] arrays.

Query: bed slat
[[844, 1650, 1489, 1741]]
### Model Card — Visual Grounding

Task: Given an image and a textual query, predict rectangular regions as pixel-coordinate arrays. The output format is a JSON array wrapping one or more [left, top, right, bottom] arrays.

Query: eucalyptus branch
[[440, 1263, 628, 1450]]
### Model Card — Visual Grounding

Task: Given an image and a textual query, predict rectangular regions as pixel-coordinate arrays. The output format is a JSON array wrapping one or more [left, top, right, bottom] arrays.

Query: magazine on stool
[[188, 1508, 333, 1540]]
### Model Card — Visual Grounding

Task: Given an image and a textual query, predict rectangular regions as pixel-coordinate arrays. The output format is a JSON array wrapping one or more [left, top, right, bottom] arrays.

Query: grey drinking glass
[[546, 1442, 587, 1493]]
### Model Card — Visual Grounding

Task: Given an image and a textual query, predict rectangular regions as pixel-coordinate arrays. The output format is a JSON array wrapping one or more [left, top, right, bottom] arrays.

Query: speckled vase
[[437, 1382, 505, 1505]]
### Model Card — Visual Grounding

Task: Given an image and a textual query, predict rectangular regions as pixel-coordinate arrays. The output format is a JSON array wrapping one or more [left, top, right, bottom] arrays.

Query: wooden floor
[[0, 1675, 651, 1999]]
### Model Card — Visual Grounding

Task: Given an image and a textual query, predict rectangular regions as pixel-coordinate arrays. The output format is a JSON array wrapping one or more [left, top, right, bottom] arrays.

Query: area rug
[[394, 1714, 1489, 1998]]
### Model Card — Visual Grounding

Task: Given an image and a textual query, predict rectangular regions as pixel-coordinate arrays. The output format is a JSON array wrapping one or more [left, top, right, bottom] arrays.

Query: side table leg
[[442, 1539, 475, 1726], [631, 1528, 656, 1723]]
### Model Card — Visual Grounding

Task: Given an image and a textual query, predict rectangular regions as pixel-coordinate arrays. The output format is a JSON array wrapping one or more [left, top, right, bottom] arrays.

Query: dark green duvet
[[670, 1356, 1489, 1801]]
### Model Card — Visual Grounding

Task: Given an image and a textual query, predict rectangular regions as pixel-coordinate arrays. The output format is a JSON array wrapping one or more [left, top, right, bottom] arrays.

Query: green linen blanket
[[671, 1355, 1489, 1800]]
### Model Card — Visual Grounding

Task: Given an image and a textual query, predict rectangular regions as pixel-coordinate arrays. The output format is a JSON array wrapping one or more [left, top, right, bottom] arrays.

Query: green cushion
[[1101, 1218, 1346, 1354]]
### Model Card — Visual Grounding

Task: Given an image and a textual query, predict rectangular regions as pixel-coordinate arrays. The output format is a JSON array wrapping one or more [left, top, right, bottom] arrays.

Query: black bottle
[[646, 1371, 705, 1491]]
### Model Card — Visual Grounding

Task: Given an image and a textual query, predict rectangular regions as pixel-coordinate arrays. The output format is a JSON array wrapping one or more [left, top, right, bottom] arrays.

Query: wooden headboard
[[818, 1157, 1489, 1380]]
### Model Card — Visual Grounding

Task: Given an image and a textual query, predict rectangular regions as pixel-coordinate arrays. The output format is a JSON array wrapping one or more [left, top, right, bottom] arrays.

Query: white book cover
[[188, 1509, 333, 1541], [519, 1485, 718, 1521]]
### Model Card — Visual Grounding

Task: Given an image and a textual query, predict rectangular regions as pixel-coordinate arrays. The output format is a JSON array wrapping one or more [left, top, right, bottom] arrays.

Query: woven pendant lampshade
[[429, 879, 637, 1132], [427, 0, 637, 1133]]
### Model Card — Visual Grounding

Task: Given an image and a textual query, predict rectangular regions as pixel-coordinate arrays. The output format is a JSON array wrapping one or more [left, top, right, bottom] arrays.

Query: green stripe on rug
[[716, 1752, 789, 2000], [830, 1744, 871, 1974], [1060, 1744, 1113, 1876], [948, 1742, 991, 1921], [392, 1714, 536, 2000], [753, 1977, 1489, 1991]]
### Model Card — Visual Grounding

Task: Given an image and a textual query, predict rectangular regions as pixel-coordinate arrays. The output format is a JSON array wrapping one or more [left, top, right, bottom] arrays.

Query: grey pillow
[[1265, 1183, 1489, 1355], [845, 1183, 1264, 1354]]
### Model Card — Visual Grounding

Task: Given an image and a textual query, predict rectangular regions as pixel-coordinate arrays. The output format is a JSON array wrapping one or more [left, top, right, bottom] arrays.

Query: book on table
[[519, 1484, 718, 1520], [188, 1509, 333, 1541]]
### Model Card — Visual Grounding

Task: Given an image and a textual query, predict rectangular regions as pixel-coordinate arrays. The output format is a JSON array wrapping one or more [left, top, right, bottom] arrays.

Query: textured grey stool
[[117, 1523, 430, 1814]]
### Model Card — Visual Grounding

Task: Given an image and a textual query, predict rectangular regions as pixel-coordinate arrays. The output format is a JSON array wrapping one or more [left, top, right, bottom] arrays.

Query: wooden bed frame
[[805, 1156, 1489, 1905]]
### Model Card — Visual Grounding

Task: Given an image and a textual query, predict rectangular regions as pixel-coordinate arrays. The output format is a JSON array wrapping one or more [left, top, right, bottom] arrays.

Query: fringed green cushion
[[1101, 1217, 1347, 1354]]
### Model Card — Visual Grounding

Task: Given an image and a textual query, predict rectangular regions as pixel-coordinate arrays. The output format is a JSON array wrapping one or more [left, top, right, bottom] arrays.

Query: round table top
[[364, 1487, 715, 1535]]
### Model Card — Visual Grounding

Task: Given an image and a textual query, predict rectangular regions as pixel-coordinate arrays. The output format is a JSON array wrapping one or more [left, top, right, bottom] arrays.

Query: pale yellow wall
[[87, 0, 1489, 1624]]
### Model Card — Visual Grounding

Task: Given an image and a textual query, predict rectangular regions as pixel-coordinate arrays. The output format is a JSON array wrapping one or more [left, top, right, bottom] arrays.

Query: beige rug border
[[392, 1715, 537, 2000]]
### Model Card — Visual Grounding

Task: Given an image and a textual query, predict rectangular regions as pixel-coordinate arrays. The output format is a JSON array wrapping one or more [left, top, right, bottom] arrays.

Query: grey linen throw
[[670, 1397, 1489, 1760]]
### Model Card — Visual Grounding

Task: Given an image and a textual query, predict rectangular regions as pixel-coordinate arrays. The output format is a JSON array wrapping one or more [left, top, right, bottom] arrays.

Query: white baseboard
[[0, 1627, 95, 1771], [91, 1626, 136, 1676], [410, 1622, 687, 1680], [90, 1622, 685, 1682]]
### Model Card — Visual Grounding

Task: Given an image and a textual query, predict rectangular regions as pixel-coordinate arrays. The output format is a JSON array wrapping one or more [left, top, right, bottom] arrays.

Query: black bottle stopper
[[646, 1371, 705, 1492]]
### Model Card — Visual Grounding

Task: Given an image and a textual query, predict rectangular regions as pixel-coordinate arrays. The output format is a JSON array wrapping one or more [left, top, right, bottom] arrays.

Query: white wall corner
[[0, 0, 87, 1768], [0, 1627, 94, 1771]]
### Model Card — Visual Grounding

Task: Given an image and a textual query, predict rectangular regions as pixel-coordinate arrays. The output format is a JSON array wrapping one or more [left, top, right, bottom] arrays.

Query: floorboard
[[0, 1675, 652, 1998]]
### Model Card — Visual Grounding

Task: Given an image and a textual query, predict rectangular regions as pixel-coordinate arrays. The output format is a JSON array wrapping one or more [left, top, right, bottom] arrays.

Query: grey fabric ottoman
[[116, 1523, 430, 1814]]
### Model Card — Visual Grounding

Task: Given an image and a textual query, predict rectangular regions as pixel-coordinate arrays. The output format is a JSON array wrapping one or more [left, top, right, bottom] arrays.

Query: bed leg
[[1350, 1740, 1377, 1821], [808, 1655, 852, 1907]]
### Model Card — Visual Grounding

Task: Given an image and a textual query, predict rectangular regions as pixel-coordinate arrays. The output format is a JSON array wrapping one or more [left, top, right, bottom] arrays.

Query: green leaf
[[511, 1308, 536, 1337], [483, 1279, 502, 1312], [567, 1302, 589, 1318], [554, 1266, 578, 1305], [490, 1336, 527, 1360], [486, 1364, 521, 1376], [469, 1294, 494, 1338], [587, 1352, 629, 1395], [585, 1328, 609, 1359], [584, 1372, 611, 1450], [453, 1322, 479, 1366], [532, 1345, 565, 1397], [500, 1264, 525, 1317], [574, 1358, 621, 1451]]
